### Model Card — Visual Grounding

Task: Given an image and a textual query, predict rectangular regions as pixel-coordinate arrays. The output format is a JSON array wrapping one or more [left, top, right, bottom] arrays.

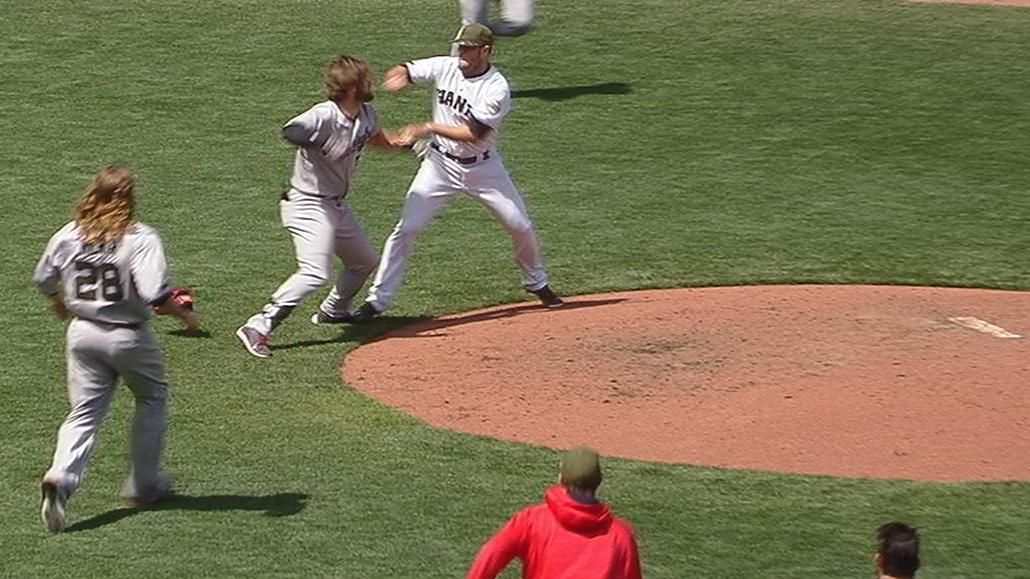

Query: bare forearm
[[383, 65, 412, 92], [369, 129, 415, 150], [421, 122, 479, 142]]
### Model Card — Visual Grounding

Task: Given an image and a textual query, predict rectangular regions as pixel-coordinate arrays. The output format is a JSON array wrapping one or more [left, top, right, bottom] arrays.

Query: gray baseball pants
[[247, 189, 379, 334], [460, 0, 534, 36], [43, 318, 168, 502]]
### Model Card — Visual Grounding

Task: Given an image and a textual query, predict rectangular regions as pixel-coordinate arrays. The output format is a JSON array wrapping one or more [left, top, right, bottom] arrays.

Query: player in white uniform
[[349, 24, 562, 323], [235, 56, 412, 358], [34, 166, 200, 532], [460, 0, 534, 37]]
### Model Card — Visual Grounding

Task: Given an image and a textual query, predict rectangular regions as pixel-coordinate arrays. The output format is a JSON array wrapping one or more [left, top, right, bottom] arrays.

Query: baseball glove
[[169, 287, 195, 311]]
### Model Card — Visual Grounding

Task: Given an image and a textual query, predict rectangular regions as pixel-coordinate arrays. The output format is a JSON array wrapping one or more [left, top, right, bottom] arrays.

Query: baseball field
[[2, 0, 1029, 576]]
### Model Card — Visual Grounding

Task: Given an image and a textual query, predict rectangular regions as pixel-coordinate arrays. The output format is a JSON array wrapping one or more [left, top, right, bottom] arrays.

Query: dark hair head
[[877, 522, 920, 577]]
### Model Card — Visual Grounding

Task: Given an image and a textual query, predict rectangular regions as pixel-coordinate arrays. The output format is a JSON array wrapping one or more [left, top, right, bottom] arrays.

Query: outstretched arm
[[382, 65, 412, 92], [368, 128, 418, 150], [405, 117, 491, 143]]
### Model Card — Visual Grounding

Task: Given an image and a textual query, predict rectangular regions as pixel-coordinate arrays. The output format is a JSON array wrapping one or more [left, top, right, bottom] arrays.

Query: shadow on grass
[[512, 82, 632, 101], [167, 328, 212, 339], [64, 492, 309, 533], [271, 316, 425, 351], [369, 297, 628, 342], [274, 298, 625, 349]]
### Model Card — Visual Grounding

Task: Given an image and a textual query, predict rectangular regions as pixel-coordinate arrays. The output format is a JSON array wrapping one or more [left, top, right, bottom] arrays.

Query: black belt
[[430, 142, 490, 165]]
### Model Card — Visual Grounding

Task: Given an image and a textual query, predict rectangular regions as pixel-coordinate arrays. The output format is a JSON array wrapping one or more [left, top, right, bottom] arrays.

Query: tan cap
[[452, 23, 494, 46], [560, 447, 603, 490]]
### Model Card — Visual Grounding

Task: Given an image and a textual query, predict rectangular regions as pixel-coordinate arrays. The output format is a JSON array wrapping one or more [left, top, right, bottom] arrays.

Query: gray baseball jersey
[[34, 221, 172, 325], [284, 101, 379, 199], [37, 220, 173, 508], [238, 100, 382, 346]]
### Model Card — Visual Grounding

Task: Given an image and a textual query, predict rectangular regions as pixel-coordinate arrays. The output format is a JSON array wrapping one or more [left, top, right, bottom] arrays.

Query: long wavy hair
[[75, 165, 136, 244]]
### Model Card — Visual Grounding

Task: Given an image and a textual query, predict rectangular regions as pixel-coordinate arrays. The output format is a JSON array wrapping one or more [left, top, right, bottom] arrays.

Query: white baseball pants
[[43, 318, 168, 502], [247, 190, 379, 334], [460, 0, 534, 36], [365, 151, 549, 312]]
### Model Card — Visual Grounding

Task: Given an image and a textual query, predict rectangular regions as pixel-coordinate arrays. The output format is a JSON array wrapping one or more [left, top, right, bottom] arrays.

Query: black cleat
[[310, 309, 353, 325], [529, 285, 565, 308], [348, 302, 381, 324]]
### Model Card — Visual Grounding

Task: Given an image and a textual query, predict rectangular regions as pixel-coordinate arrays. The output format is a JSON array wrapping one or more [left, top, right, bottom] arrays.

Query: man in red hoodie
[[467, 447, 643, 579]]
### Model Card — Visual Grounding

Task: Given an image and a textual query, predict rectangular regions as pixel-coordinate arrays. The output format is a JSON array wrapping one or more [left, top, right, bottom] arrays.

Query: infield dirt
[[344, 286, 1029, 482]]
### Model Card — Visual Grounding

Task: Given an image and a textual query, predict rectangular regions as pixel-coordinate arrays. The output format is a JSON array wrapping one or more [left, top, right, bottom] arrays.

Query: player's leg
[[41, 320, 119, 531], [455, 0, 491, 56], [315, 203, 379, 320], [459, 0, 490, 26], [241, 193, 334, 339], [114, 327, 172, 507], [468, 160, 551, 293], [492, 0, 534, 36], [361, 161, 457, 315]]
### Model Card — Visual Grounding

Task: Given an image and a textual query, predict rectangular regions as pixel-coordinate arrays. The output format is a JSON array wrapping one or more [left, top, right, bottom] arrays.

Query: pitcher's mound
[[343, 285, 1029, 482]]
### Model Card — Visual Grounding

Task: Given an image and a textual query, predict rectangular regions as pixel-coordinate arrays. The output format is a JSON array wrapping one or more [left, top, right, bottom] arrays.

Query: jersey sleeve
[[32, 230, 64, 296], [469, 80, 511, 129], [130, 228, 172, 306], [281, 104, 330, 149], [405, 56, 450, 85]]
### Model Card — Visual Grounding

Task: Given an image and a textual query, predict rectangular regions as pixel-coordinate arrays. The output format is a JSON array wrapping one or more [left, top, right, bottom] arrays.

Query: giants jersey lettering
[[34, 222, 171, 325], [405, 56, 511, 157], [286, 101, 379, 199]]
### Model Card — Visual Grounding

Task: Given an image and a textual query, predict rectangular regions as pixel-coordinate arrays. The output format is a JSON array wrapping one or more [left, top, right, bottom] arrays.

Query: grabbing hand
[[382, 66, 410, 92], [399, 123, 431, 143]]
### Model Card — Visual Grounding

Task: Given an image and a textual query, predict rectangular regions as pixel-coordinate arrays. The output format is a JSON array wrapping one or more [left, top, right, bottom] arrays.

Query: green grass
[[2, 0, 1029, 576]]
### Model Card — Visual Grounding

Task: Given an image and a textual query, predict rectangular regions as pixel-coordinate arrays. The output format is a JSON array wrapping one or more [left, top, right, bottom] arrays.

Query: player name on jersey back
[[34, 222, 172, 326]]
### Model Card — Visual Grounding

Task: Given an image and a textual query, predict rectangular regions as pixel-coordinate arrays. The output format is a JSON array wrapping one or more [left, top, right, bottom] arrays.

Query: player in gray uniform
[[349, 24, 562, 324], [34, 165, 200, 533], [460, 0, 534, 37], [235, 56, 413, 358]]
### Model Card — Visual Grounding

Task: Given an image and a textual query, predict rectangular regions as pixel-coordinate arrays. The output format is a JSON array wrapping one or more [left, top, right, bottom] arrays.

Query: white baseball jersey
[[34, 222, 171, 326], [405, 56, 511, 157], [283, 101, 380, 200]]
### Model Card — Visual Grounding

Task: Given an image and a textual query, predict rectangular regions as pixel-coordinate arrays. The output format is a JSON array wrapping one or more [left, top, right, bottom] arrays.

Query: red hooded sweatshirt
[[467, 486, 642, 579]]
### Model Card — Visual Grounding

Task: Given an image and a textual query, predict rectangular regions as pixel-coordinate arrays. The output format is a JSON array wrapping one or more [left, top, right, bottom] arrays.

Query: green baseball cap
[[452, 23, 494, 46], [559, 447, 603, 490]]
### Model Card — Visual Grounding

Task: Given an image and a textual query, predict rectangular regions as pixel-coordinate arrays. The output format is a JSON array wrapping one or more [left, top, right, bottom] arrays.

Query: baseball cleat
[[310, 309, 353, 325], [348, 302, 381, 325], [40, 481, 67, 533], [235, 326, 272, 358], [122, 474, 175, 509], [529, 285, 565, 308]]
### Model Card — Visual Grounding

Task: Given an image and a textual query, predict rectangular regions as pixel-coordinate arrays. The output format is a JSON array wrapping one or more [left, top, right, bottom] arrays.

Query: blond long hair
[[75, 165, 136, 244]]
